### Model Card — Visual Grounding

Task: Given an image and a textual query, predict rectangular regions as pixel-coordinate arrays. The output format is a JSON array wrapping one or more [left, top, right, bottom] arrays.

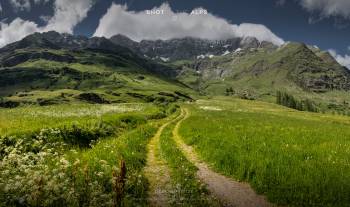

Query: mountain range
[[0, 31, 350, 112], [110, 34, 277, 61]]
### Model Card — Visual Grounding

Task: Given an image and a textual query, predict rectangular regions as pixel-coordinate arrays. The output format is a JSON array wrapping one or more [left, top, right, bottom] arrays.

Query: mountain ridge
[[110, 34, 278, 61], [1, 31, 350, 113]]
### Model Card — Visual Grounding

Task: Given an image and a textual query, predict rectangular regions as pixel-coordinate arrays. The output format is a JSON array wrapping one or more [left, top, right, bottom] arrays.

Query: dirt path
[[173, 108, 275, 207], [144, 113, 182, 207]]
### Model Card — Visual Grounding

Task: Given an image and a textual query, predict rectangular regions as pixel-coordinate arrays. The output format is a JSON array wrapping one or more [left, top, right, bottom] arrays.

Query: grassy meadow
[[1, 94, 350, 206], [0, 103, 157, 135], [179, 97, 350, 207], [0, 102, 172, 206], [4, 31, 350, 207], [158, 112, 217, 206]]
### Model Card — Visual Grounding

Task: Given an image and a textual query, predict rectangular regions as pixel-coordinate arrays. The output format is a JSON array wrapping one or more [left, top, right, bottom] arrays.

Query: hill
[[1, 32, 350, 207], [0, 32, 193, 107], [1, 32, 350, 113], [171, 42, 350, 112], [110, 34, 350, 113], [111, 35, 350, 113]]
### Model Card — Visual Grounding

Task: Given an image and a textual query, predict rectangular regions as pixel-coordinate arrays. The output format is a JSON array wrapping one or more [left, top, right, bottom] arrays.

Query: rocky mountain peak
[[0, 31, 134, 55], [109, 35, 277, 61]]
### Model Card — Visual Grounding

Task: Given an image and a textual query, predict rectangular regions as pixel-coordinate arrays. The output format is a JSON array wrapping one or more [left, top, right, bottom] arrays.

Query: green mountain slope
[[173, 43, 349, 92], [1, 32, 350, 113], [0, 32, 193, 107], [168, 42, 350, 112]]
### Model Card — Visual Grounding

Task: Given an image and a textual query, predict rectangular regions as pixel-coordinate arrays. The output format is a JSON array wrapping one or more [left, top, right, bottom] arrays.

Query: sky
[[0, 0, 350, 67]]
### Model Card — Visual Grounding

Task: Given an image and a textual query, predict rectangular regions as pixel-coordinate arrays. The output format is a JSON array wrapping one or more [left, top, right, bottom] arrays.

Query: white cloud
[[94, 3, 284, 46], [0, 0, 93, 47], [329, 49, 350, 69], [299, 0, 350, 19], [40, 15, 51, 23], [44, 0, 94, 33], [0, 18, 39, 47], [233, 23, 284, 45]]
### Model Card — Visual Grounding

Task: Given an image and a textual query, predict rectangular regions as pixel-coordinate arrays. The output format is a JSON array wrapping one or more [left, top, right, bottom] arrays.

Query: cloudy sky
[[0, 0, 350, 67]]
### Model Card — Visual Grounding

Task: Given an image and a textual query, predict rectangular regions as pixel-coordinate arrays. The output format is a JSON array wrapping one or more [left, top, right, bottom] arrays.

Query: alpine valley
[[1, 31, 350, 207], [1, 31, 350, 113]]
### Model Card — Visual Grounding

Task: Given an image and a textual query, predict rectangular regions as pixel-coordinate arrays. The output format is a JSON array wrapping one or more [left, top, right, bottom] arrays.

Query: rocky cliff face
[[110, 34, 277, 61], [171, 41, 350, 94], [110, 34, 350, 93]]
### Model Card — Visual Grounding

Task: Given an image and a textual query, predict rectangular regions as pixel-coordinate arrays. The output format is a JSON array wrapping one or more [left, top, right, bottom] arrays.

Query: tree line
[[276, 91, 318, 112]]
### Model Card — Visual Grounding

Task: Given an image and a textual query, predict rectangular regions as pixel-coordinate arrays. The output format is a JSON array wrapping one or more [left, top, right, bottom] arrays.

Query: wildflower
[[60, 158, 70, 166], [99, 160, 108, 165], [73, 159, 80, 166], [96, 172, 104, 177], [57, 172, 66, 179]]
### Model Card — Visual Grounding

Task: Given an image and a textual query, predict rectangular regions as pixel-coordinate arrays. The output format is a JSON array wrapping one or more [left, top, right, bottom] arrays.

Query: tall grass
[[0, 103, 157, 136], [179, 101, 350, 207], [0, 119, 158, 206], [63, 123, 159, 206], [0, 103, 169, 206], [159, 115, 217, 206]]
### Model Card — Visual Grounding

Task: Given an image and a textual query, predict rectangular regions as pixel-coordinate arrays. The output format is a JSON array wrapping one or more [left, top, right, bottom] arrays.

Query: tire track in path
[[173, 108, 275, 207], [144, 113, 182, 207]]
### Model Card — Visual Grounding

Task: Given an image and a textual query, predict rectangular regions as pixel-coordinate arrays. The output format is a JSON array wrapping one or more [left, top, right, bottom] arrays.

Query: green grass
[[0, 101, 175, 206], [1, 47, 197, 101], [179, 97, 350, 207], [0, 118, 159, 206], [17, 59, 116, 73], [63, 122, 159, 206], [170, 43, 350, 115], [158, 111, 216, 206], [0, 103, 157, 136]]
